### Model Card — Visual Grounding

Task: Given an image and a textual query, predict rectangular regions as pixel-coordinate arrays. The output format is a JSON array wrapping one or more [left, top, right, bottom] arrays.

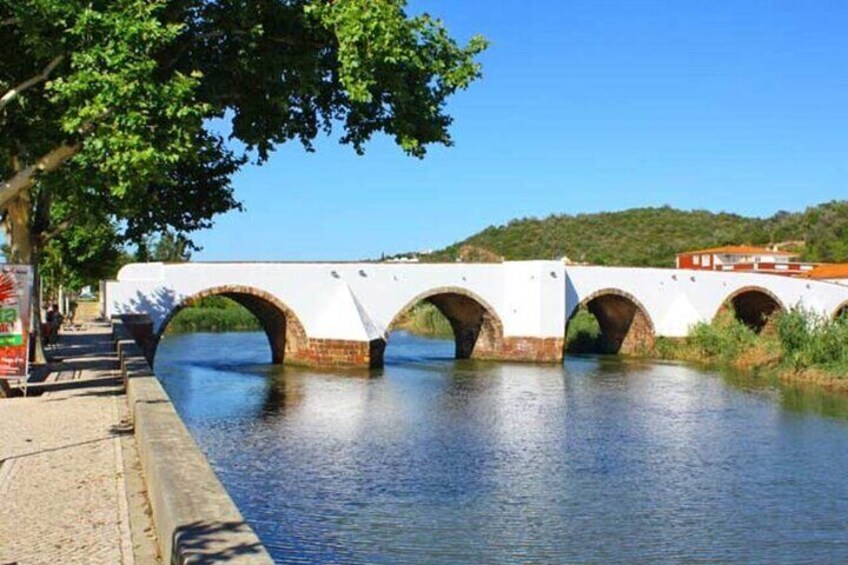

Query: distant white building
[[675, 245, 815, 276]]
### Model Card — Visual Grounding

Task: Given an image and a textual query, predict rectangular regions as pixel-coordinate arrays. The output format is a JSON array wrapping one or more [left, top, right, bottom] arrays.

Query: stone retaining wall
[[113, 318, 273, 564]]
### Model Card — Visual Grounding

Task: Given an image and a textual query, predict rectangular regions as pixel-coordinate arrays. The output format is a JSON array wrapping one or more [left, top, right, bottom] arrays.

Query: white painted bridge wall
[[566, 265, 848, 336], [105, 261, 848, 342], [106, 261, 566, 341]]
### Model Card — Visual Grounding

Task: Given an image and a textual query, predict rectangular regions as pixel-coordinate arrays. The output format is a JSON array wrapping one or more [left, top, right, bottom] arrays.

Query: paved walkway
[[0, 324, 158, 565]]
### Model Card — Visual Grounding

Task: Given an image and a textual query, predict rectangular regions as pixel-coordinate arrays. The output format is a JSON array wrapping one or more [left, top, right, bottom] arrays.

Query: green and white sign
[[0, 265, 33, 380]]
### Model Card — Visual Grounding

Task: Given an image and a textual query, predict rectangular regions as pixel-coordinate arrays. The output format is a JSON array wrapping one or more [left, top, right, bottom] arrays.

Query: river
[[155, 330, 848, 563]]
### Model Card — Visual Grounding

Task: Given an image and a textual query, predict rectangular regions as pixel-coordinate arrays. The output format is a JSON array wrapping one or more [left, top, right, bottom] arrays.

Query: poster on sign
[[0, 264, 33, 381]]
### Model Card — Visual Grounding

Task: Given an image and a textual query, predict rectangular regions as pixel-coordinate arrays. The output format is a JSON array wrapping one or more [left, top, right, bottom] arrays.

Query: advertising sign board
[[0, 264, 33, 382]]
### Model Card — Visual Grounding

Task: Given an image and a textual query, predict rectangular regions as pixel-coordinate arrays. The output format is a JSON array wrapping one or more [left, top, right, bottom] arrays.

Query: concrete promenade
[[0, 324, 158, 565]]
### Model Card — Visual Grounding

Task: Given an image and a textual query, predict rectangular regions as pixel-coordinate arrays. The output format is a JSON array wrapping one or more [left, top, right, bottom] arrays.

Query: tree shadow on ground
[[173, 520, 270, 563]]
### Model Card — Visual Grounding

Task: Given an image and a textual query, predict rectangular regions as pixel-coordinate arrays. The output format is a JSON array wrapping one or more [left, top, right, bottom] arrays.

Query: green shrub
[[776, 307, 814, 368], [166, 297, 261, 333], [688, 310, 757, 362], [395, 302, 453, 337], [565, 308, 601, 353], [771, 307, 848, 372], [652, 336, 689, 360]]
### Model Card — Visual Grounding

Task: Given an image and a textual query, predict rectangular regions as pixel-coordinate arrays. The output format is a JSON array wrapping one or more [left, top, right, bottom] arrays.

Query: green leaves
[[44, 0, 206, 196], [3, 0, 488, 291], [172, 0, 488, 159], [308, 1, 486, 103], [305, 0, 487, 156]]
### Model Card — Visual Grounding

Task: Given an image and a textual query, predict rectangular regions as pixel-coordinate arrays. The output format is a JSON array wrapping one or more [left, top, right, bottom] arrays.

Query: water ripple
[[156, 331, 848, 564]]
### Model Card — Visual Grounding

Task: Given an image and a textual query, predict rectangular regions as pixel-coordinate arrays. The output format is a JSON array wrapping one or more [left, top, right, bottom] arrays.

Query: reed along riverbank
[[568, 306, 848, 392]]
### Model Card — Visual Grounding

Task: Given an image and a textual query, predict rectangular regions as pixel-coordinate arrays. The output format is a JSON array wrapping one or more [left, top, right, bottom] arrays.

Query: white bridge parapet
[[105, 261, 848, 367]]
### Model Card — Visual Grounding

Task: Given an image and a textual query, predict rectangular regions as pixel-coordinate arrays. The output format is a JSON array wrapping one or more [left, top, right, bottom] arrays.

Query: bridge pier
[[287, 338, 386, 369], [286, 336, 563, 369], [474, 336, 565, 363]]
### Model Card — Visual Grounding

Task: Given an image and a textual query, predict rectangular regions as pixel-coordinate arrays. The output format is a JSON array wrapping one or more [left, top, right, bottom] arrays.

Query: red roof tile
[[677, 245, 798, 257]]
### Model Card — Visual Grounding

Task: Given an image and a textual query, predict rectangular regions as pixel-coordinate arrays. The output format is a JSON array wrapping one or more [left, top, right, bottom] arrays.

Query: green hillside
[[421, 201, 848, 267]]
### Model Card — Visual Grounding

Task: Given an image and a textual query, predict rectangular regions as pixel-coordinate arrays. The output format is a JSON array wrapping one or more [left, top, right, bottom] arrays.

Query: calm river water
[[155, 331, 848, 564]]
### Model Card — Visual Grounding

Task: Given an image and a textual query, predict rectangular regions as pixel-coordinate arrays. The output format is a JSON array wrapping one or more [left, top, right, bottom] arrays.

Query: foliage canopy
[[1, 0, 487, 291]]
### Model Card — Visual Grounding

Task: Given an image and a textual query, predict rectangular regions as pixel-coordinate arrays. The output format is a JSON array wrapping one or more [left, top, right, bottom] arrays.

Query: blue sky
[[195, 0, 848, 261]]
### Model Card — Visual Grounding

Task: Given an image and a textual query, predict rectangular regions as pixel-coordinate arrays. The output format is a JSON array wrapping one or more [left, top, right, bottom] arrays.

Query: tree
[[2, 0, 487, 248], [803, 201, 848, 262], [2, 0, 487, 356], [139, 231, 193, 263]]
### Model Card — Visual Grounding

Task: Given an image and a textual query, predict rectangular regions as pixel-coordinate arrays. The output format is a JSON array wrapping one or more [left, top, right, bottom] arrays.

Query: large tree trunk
[[2, 194, 47, 364], [4, 193, 32, 262]]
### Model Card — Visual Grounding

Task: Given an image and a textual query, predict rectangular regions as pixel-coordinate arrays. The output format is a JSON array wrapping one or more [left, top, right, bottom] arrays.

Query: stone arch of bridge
[[715, 286, 785, 333], [567, 288, 656, 354], [385, 286, 505, 360], [154, 285, 308, 364], [833, 301, 848, 321]]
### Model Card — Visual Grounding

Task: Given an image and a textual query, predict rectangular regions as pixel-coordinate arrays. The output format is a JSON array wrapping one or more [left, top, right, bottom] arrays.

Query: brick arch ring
[[153, 285, 309, 364], [569, 287, 656, 334], [713, 285, 786, 322], [386, 285, 505, 339], [832, 300, 848, 320]]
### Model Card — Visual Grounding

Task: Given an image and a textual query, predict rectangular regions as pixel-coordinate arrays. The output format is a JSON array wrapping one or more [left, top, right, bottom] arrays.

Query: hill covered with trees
[[421, 201, 848, 267]]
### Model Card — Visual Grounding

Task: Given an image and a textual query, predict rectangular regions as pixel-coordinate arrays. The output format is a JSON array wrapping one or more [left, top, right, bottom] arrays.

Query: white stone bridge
[[104, 261, 848, 368]]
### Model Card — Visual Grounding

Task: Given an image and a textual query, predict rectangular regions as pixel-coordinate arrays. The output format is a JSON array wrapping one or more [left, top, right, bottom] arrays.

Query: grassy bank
[[165, 296, 261, 333], [568, 307, 848, 391], [392, 302, 453, 338]]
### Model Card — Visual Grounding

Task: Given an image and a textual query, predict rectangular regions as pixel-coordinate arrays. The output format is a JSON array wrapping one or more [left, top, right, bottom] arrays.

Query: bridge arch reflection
[[155, 285, 308, 364]]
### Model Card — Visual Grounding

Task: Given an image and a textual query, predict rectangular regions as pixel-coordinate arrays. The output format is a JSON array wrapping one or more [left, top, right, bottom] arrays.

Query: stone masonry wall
[[474, 336, 565, 363], [287, 338, 385, 369]]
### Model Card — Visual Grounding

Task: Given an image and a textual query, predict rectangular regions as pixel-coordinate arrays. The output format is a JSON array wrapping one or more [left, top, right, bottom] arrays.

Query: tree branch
[[0, 55, 65, 111], [0, 143, 80, 210], [39, 216, 77, 245]]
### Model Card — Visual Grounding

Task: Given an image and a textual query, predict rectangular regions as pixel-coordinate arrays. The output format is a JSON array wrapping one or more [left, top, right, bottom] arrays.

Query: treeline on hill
[[421, 201, 848, 266]]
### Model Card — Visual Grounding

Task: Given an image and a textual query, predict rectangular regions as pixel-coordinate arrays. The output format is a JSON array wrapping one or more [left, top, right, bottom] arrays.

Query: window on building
[[693, 255, 700, 266], [701, 254, 710, 267]]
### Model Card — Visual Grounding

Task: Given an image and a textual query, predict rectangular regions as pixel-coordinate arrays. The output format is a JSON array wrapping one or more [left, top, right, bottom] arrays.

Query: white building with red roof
[[675, 245, 815, 276]]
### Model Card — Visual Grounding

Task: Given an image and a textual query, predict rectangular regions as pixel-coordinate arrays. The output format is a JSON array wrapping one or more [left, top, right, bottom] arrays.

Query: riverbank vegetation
[[391, 302, 453, 338], [567, 307, 848, 390], [165, 297, 260, 334], [168, 297, 457, 338]]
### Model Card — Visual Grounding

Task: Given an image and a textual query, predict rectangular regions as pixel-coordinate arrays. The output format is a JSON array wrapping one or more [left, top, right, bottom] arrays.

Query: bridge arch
[[386, 286, 504, 359], [716, 286, 784, 333], [154, 285, 308, 364], [833, 301, 848, 320], [567, 288, 656, 354]]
